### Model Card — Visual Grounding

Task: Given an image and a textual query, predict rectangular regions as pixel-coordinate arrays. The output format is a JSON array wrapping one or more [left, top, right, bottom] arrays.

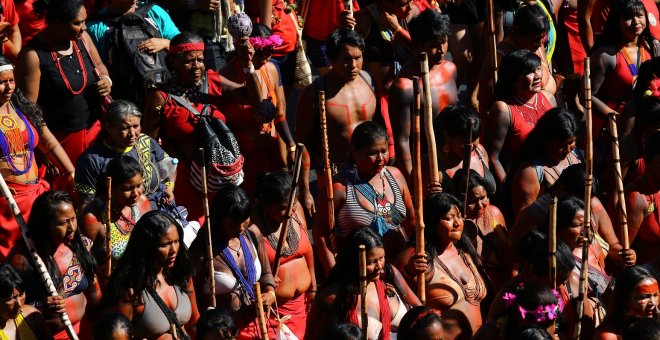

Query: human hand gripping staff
[[0, 172, 79, 340]]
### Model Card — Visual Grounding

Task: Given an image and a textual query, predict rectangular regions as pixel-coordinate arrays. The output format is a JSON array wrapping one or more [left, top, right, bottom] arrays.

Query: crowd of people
[[0, 0, 658, 339]]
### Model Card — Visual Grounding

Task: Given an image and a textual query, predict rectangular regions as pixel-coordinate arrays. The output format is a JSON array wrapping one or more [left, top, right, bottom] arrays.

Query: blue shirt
[[87, 4, 180, 62]]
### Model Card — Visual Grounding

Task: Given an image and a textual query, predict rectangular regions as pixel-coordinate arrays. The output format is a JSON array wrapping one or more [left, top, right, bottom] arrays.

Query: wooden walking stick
[[412, 77, 426, 303], [320, 91, 336, 251], [105, 177, 112, 278], [200, 148, 216, 308], [488, 0, 498, 92], [549, 196, 558, 290], [272, 143, 305, 278], [254, 282, 270, 340], [608, 113, 630, 249], [359, 245, 368, 337], [462, 119, 474, 213], [420, 53, 440, 184], [0, 173, 79, 340]]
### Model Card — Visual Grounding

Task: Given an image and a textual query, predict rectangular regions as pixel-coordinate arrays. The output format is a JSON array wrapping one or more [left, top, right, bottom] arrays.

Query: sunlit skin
[[625, 152, 660, 264], [626, 279, 660, 318], [0, 288, 51, 340]]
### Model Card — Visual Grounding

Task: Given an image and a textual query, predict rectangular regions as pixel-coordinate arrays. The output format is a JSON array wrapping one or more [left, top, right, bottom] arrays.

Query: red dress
[[502, 93, 552, 165], [560, 5, 586, 75], [629, 173, 660, 264]]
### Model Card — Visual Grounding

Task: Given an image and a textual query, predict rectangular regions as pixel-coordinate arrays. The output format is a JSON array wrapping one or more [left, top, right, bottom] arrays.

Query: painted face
[[220, 217, 250, 240], [435, 205, 464, 244], [106, 115, 141, 149], [156, 224, 180, 269], [352, 138, 389, 177], [626, 279, 659, 318], [465, 186, 489, 219], [330, 45, 363, 82], [558, 209, 584, 249], [172, 50, 205, 87], [64, 6, 88, 41], [365, 247, 386, 282], [515, 66, 543, 95], [0, 289, 23, 321], [424, 35, 449, 65], [544, 136, 577, 165], [48, 202, 78, 245], [620, 10, 647, 38], [0, 70, 15, 105], [113, 173, 144, 208]]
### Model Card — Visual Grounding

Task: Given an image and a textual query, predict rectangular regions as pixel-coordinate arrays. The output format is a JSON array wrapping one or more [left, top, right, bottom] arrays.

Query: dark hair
[[0, 56, 46, 135], [645, 130, 660, 162], [408, 9, 451, 44], [623, 317, 660, 340], [327, 323, 363, 340], [105, 99, 142, 127], [595, 0, 650, 51], [0, 264, 24, 299], [551, 164, 598, 197], [211, 184, 250, 225], [438, 105, 481, 141], [250, 23, 273, 38], [326, 28, 365, 61], [397, 306, 443, 339], [516, 230, 575, 283], [96, 155, 143, 200], [28, 191, 96, 290], [494, 49, 542, 100], [499, 283, 559, 338], [512, 4, 550, 37], [166, 32, 205, 73], [34, 0, 84, 23], [196, 308, 237, 340], [450, 169, 488, 199], [603, 265, 658, 331], [513, 326, 553, 340], [93, 312, 133, 340], [103, 211, 192, 306], [351, 121, 389, 151], [519, 108, 578, 162], [556, 197, 584, 233], [255, 171, 292, 206]]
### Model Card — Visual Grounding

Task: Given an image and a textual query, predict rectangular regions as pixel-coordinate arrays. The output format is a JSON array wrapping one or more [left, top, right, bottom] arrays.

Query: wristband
[[289, 145, 296, 152], [393, 26, 403, 37], [102, 75, 113, 87], [243, 64, 255, 75], [164, 181, 175, 189]]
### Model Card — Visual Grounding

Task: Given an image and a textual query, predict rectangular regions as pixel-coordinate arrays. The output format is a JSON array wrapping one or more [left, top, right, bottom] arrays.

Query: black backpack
[[105, 3, 169, 104]]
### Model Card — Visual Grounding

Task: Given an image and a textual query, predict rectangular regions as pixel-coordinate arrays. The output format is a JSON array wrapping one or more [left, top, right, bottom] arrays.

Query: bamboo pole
[[462, 119, 474, 213], [105, 177, 112, 279], [0, 173, 79, 340], [254, 282, 269, 340], [549, 196, 558, 290], [420, 53, 440, 183], [359, 245, 368, 337], [273, 144, 304, 278], [412, 77, 425, 303], [608, 114, 630, 250], [320, 91, 336, 251], [200, 148, 216, 308], [488, 0, 498, 93]]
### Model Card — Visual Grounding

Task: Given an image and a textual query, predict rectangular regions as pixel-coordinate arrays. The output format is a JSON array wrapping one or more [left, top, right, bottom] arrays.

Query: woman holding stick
[[9, 191, 100, 339], [251, 171, 315, 339], [189, 185, 276, 338], [307, 228, 421, 339], [102, 210, 199, 340]]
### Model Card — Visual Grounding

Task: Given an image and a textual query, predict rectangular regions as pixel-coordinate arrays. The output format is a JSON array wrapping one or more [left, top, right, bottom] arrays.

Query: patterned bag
[[289, 12, 312, 89]]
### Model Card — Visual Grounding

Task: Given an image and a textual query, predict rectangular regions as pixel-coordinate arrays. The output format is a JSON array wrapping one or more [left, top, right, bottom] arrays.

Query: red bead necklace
[[50, 40, 88, 95]]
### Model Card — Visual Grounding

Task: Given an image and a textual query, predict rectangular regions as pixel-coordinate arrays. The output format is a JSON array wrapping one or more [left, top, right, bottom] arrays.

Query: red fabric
[[15, 0, 44, 46], [1, 0, 19, 56], [348, 279, 392, 340], [303, 0, 360, 41], [245, 0, 298, 56], [561, 6, 586, 75], [503, 94, 551, 163], [173, 160, 217, 226], [630, 173, 660, 264], [0, 179, 49, 262], [378, 92, 396, 160], [52, 120, 101, 167], [592, 0, 660, 40]]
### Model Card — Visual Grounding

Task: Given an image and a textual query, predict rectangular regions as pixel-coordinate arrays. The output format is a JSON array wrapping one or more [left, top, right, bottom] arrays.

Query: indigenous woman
[[219, 24, 296, 197], [8, 191, 100, 339], [16, 0, 112, 168], [0, 56, 75, 261], [252, 171, 315, 339], [0, 264, 52, 340], [103, 210, 199, 339], [75, 100, 176, 209], [509, 108, 581, 217], [190, 185, 276, 338], [307, 228, 422, 339], [398, 192, 488, 339], [317, 121, 414, 272], [396, 306, 443, 339], [437, 106, 496, 196], [594, 266, 659, 340], [79, 155, 151, 276], [485, 49, 556, 186], [450, 169, 508, 290], [143, 31, 263, 225]]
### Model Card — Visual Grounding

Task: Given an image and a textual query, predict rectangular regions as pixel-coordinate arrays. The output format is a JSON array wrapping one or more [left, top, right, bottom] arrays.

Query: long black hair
[[103, 211, 192, 306], [494, 50, 542, 101], [594, 0, 654, 53], [0, 56, 46, 135]]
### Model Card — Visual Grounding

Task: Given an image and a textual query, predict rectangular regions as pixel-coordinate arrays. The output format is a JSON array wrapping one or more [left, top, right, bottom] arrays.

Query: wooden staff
[[344, 0, 353, 19], [272, 143, 305, 278], [488, 0, 498, 92], [462, 119, 474, 213], [359, 245, 368, 337], [412, 77, 425, 303], [420, 53, 440, 183], [199, 148, 216, 308], [575, 57, 594, 340], [105, 177, 112, 278], [549, 196, 558, 290], [254, 282, 270, 340], [320, 91, 336, 250], [608, 113, 630, 249], [0, 173, 79, 340]]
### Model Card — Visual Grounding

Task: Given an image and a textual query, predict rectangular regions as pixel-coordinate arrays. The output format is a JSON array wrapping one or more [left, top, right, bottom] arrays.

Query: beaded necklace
[[619, 45, 648, 83], [0, 103, 35, 175], [265, 212, 301, 258], [220, 234, 257, 300], [512, 93, 540, 126], [50, 40, 88, 95], [434, 249, 486, 305]]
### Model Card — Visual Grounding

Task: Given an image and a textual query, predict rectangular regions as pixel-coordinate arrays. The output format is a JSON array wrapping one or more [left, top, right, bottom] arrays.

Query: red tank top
[[503, 93, 551, 162]]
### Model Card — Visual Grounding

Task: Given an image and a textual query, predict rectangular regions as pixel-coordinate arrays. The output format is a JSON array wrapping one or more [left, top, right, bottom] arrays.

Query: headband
[[249, 35, 283, 50], [502, 288, 565, 323], [169, 42, 205, 54], [0, 64, 14, 73], [635, 282, 660, 295]]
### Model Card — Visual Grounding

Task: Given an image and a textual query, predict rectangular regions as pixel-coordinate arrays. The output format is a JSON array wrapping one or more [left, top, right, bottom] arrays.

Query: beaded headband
[[0, 64, 14, 73], [502, 289, 565, 323], [644, 78, 660, 99], [169, 42, 205, 54], [249, 35, 283, 50]]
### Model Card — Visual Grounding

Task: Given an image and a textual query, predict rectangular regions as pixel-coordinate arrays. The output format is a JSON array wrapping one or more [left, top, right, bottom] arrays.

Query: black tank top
[[29, 37, 99, 132]]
